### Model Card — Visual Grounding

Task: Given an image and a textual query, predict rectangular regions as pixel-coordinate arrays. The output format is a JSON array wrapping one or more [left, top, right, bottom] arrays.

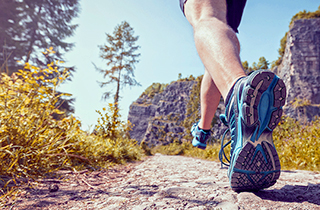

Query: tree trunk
[[112, 69, 121, 126], [25, 5, 42, 63]]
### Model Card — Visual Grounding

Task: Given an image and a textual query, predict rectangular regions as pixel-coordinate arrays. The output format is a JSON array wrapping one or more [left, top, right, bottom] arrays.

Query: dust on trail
[[11, 154, 320, 210]]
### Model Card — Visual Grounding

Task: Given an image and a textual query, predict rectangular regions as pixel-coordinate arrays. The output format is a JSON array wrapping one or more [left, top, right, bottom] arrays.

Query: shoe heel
[[242, 70, 286, 131], [230, 141, 281, 191]]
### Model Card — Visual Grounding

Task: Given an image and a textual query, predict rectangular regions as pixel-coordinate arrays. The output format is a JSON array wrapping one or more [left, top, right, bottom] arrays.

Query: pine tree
[[256, 56, 269, 69], [0, 0, 80, 75], [0, 0, 24, 73], [96, 21, 141, 112]]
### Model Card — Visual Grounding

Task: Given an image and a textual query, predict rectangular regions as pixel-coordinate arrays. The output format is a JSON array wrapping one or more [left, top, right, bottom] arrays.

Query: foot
[[219, 70, 286, 191], [191, 121, 212, 150]]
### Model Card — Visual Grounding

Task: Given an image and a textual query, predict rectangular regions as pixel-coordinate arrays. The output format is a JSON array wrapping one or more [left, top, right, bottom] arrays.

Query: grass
[[150, 139, 230, 164], [151, 116, 320, 172], [0, 56, 142, 205]]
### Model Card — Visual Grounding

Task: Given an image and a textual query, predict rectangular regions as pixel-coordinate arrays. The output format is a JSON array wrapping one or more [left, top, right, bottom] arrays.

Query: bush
[[0, 61, 81, 183], [74, 104, 142, 168], [0, 59, 143, 196]]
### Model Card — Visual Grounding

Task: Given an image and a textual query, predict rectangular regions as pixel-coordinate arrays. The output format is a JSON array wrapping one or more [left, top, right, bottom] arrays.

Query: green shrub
[[140, 82, 168, 98]]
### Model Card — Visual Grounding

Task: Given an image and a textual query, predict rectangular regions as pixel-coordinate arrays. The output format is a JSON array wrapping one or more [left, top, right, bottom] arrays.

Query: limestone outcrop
[[275, 18, 320, 121], [128, 80, 195, 146]]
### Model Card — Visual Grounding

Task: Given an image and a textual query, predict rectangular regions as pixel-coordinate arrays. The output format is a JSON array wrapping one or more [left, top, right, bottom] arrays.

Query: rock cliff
[[128, 80, 195, 146], [128, 78, 227, 146], [128, 18, 320, 146], [275, 18, 320, 121]]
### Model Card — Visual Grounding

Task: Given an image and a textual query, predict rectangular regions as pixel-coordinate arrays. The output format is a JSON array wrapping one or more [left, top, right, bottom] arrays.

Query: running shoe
[[191, 121, 212, 150], [219, 70, 286, 191]]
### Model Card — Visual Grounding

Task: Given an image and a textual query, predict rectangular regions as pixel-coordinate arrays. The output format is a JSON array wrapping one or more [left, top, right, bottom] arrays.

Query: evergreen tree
[[96, 21, 141, 112], [242, 60, 252, 74], [256, 56, 269, 70], [0, 0, 80, 75], [0, 0, 80, 117], [0, 0, 24, 73], [242, 57, 269, 74]]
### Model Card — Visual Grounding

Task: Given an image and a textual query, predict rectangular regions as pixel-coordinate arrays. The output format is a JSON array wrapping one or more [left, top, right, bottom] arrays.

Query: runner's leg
[[184, 0, 246, 100], [198, 69, 220, 130]]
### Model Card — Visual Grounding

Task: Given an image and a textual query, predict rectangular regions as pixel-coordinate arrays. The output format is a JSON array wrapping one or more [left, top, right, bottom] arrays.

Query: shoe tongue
[[224, 76, 246, 107]]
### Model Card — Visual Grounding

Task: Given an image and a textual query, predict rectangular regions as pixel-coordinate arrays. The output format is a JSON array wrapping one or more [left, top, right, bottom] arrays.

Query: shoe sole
[[230, 70, 286, 192]]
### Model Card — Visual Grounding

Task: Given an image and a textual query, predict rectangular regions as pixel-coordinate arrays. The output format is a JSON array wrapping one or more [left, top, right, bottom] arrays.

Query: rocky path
[[11, 154, 320, 209]]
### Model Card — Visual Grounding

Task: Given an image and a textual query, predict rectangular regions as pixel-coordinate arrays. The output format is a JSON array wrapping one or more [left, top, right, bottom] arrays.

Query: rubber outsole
[[229, 70, 286, 192]]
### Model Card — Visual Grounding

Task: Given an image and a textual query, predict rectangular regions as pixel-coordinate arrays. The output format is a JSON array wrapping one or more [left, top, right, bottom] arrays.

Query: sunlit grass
[[0, 57, 142, 206], [274, 116, 320, 171], [153, 116, 320, 172]]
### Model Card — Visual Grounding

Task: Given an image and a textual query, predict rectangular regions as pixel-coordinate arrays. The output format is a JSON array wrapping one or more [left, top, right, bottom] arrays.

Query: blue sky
[[59, 0, 320, 131]]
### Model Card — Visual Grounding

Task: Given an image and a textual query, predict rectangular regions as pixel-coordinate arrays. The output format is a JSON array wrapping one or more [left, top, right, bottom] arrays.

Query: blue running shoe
[[191, 121, 212, 150], [219, 70, 286, 192]]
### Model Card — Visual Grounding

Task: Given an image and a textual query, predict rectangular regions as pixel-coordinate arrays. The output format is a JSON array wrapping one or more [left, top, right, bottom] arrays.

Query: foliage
[[0, 60, 80, 183], [290, 5, 320, 24], [0, 0, 80, 74], [75, 104, 142, 168], [242, 56, 269, 74], [273, 116, 320, 171], [140, 82, 168, 99], [271, 33, 288, 69], [291, 98, 312, 108], [272, 5, 320, 68], [96, 21, 141, 112], [0, 60, 142, 204]]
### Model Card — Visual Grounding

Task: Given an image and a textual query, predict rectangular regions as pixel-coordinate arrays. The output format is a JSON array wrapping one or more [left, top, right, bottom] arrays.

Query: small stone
[[216, 201, 239, 210], [208, 193, 216, 200], [48, 184, 59, 192]]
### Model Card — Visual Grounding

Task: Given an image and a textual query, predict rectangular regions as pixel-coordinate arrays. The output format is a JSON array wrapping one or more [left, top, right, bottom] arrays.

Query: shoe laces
[[218, 111, 236, 168], [219, 128, 231, 167]]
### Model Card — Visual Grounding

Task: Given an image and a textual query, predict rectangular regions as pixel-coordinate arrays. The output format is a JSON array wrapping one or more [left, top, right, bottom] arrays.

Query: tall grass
[[153, 117, 320, 172], [0, 56, 142, 203], [273, 116, 320, 171]]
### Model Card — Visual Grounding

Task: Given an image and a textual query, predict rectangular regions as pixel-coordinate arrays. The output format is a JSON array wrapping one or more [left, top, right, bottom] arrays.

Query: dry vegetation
[[0, 56, 142, 204]]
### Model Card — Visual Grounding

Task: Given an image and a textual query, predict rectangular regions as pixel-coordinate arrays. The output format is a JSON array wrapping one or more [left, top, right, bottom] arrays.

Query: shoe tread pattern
[[242, 71, 286, 129], [231, 142, 281, 191]]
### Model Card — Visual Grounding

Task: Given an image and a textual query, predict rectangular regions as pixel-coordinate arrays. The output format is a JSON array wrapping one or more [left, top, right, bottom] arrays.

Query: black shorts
[[179, 0, 247, 33]]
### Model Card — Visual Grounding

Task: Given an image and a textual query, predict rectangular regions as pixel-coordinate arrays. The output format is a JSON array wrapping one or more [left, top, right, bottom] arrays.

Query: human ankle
[[224, 76, 245, 106]]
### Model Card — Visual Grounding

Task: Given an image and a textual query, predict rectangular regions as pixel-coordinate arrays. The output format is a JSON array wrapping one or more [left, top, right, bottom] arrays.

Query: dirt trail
[[9, 154, 320, 209]]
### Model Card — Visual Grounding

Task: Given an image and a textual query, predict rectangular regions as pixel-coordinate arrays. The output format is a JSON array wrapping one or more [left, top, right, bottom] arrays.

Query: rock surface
[[128, 80, 227, 147], [276, 18, 320, 121], [128, 81, 195, 146], [12, 154, 320, 209]]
